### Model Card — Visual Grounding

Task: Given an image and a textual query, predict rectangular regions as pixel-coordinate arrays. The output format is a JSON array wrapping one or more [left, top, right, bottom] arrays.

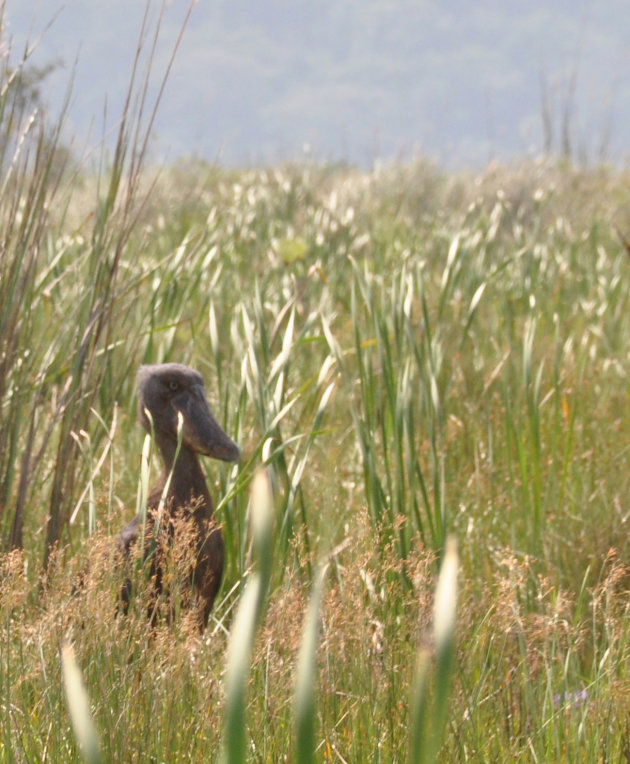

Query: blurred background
[[4, 0, 629, 168]]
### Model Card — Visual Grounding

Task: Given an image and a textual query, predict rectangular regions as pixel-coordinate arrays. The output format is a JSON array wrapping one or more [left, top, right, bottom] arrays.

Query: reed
[[2, 3, 630, 758]]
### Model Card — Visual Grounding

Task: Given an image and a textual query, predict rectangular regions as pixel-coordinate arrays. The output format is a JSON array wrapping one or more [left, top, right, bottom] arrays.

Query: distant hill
[[4, 0, 630, 167]]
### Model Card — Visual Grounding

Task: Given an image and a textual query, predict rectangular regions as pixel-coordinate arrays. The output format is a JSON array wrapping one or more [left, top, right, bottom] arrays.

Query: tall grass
[[61, 644, 102, 764], [3, 4, 630, 760], [0, 1, 197, 565], [221, 471, 275, 764]]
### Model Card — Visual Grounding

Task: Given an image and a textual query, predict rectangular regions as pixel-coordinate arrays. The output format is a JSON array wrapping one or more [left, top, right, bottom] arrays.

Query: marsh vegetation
[[2, 9, 630, 762]]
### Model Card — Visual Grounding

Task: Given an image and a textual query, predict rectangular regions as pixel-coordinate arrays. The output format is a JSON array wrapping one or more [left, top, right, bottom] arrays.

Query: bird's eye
[[168, 380, 179, 391]]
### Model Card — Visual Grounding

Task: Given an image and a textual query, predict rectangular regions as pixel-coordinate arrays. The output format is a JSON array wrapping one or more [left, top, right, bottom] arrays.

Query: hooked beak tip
[[219, 442, 241, 463]]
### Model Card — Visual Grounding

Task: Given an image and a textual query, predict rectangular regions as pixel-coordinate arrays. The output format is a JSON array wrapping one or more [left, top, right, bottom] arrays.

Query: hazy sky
[[3, 1, 629, 168]]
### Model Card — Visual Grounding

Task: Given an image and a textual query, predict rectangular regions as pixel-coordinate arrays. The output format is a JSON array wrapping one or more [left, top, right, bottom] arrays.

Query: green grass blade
[[293, 564, 327, 764], [61, 644, 101, 764]]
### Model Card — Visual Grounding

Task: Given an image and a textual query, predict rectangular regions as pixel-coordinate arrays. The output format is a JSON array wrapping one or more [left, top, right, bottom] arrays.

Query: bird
[[119, 363, 240, 630]]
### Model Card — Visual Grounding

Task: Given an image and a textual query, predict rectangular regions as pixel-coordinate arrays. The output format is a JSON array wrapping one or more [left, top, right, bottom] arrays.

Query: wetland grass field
[[3, 20, 630, 764]]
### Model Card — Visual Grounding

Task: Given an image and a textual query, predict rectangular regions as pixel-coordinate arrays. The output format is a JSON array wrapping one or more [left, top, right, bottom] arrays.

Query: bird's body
[[120, 363, 240, 629]]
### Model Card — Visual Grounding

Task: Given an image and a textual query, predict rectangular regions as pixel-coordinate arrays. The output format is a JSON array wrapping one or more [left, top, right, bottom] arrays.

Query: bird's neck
[[153, 431, 213, 514]]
